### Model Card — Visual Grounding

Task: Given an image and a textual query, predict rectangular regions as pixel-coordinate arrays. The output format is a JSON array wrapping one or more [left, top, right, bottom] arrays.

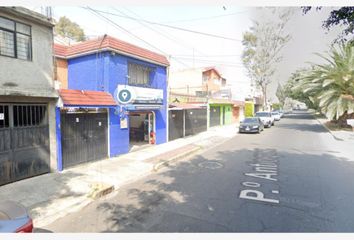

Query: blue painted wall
[[67, 51, 167, 157]]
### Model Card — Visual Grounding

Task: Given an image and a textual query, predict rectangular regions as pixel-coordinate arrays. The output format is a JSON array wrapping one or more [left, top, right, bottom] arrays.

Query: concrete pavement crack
[[280, 204, 334, 223], [161, 210, 233, 231]]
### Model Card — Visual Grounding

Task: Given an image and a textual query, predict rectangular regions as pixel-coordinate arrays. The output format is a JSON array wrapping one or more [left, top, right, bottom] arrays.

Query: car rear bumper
[[239, 128, 259, 133]]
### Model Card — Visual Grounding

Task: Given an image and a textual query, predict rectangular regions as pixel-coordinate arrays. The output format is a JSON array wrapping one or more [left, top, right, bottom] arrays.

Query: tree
[[54, 16, 86, 42], [293, 43, 354, 120], [275, 83, 286, 106], [302, 7, 354, 43], [242, 8, 292, 110], [284, 69, 320, 110]]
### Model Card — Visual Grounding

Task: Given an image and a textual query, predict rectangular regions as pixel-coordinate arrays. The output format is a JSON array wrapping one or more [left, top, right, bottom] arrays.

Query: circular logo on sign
[[118, 89, 132, 104]]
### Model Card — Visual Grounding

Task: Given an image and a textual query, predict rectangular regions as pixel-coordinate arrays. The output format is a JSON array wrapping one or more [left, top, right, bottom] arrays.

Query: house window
[[128, 63, 152, 87], [13, 105, 47, 127], [213, 78, 221, 85], [0, 16, 32, 60]]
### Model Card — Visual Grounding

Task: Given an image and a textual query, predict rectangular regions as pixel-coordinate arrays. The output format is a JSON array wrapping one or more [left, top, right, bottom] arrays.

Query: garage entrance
[[185, 109, 207, 136], [168, 110, 184, 141], [209, 106, 221, 127], [61, 109, 108, 169], [129, 111, 155, 149], [0, 104, 50, 186]]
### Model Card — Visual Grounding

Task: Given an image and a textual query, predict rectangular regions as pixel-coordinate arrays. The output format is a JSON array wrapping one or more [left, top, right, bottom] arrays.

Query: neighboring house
[[0, 7, 58, 186], [168, 66, 244, 140], [54, 35, 169, 170], [169, 66, 223, 96]]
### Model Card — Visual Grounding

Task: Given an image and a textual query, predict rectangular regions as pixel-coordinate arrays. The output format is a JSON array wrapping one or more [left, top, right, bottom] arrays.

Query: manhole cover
[[198, 161, 223, 169]]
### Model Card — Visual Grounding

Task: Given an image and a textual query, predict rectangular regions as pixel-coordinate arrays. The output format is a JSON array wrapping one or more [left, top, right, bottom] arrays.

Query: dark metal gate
[[209, 106, 220, 127], [0, 104, 50, 186], [61, 112, 108, 169], [185, 109, 207, 136], [168, 110, 184, 141]]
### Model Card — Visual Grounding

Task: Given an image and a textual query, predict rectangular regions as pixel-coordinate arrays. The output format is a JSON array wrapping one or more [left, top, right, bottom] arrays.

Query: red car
[[0, 201, 33, 233]]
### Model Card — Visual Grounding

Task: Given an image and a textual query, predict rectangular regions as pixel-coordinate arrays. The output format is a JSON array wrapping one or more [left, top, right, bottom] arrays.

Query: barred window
[[0, 105, 9, 128], [0, 16, 32, 60], [13, 105, 47, 127], [128, 63, 151, 87]]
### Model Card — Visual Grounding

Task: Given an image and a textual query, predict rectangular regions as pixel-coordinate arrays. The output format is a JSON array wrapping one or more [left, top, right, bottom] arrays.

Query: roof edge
[[54, 46, 170, 67], [0, 7, 54, 27]]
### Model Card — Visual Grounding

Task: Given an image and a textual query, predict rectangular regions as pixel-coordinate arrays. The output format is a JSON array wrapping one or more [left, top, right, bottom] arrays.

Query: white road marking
[[239, 190, 279, 204], [242, 182, 261, 188]]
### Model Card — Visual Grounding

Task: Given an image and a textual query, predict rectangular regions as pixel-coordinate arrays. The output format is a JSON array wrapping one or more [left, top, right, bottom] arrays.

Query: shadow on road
[[276, 123, 328, 133], [95, 145, 354, 232], [276, 111, 328, 133]]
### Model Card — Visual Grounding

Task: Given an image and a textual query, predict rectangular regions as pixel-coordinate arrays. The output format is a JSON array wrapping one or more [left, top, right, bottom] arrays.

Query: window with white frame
[[128, 63, 152, 87], [0, 16, 32, 61], [213, 78, 221, 85]]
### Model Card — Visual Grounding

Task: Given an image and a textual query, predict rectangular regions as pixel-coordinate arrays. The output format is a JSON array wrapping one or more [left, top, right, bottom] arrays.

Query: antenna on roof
[[46, 7, 52, 19]]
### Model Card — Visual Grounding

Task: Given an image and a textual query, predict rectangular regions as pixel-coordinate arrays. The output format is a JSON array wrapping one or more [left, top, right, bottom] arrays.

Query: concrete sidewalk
[[310, 110, 354, 161], [0, 123, 239, 228], [311, 111, 354, 141]]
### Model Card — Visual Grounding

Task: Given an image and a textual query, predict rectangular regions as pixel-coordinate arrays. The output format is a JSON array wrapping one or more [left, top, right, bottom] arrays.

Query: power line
[[84, 7, 190, 68], [113, 7, 207, 57], [172, 56, 243, 66], [163, 11, 248, 24], [82, 7, 242, 42], [172, 54, 242, 57]]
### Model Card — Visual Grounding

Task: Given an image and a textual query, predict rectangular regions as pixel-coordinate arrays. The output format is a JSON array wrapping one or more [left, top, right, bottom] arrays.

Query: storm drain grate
[[198, 161, 224, 169]]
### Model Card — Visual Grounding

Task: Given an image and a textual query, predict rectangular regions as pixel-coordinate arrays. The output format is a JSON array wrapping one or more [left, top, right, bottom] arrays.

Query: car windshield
[[243, 118, 258, 123], [271, 112, 279, 115], [255, 112, 270, 117]]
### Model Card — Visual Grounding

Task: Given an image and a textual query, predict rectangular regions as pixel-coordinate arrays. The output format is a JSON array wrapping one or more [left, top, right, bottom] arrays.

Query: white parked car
[[255, 111, 274, 127], [271, 111, 281, 121]]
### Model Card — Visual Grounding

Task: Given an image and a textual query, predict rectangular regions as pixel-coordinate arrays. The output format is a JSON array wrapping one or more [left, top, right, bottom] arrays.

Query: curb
[[313, 115, 344, 141], [87, 182, 115, 199], [34, 183, 115, 228], [152, 146, 202, 171]]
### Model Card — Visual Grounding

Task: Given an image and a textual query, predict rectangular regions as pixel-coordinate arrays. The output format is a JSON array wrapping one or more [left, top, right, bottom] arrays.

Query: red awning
[[59, 89, 117, 106]]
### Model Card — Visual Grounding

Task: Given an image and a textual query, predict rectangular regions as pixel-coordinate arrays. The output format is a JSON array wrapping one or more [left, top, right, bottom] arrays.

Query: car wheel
[[272, 122, 274, 126]]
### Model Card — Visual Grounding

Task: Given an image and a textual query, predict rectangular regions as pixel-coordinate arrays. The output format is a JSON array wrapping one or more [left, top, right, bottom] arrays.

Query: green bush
[[272, 103, 282, 110]]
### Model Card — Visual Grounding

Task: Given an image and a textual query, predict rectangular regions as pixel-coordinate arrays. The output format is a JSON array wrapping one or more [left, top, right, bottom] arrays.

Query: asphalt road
[[44, 111, 354, 232]]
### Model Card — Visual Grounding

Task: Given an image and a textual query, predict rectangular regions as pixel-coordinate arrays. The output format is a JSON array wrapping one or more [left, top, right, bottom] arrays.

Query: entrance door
[[209, 106, 220, 127], [61, 112, 108, 169], [0, 104, 50, 186], [148, 112, 155, 144], [185, 109, 207, 136], [168, 110, 183, 141], [129, 112, 155, 146], [222, 107, 226, 125]]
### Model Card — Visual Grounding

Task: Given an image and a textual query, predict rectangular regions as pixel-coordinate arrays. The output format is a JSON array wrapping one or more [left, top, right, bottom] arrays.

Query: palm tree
[[294, 44, 354, 120]]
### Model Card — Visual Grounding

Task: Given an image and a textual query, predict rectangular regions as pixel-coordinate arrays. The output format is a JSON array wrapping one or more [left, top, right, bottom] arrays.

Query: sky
[[29, 5, 345, 102], [251, 7, 344, 102]]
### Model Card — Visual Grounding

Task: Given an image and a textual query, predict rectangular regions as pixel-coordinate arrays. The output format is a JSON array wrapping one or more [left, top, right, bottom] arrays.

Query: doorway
[[129, 111, 155, 151], [61, 110, 108, 169], [0, 104, 50, 186]]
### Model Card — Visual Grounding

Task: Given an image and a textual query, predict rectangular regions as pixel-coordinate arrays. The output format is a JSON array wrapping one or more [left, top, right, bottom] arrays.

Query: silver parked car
[[271, 111, 281, 121], [255, 111, 274, 127]]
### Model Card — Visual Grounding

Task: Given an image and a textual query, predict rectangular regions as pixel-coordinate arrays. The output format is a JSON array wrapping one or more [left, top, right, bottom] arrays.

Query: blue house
[[54, 35, 169, 170]]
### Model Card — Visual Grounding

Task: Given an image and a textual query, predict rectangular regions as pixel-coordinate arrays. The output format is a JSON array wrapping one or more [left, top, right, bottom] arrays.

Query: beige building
[[169, 67, 225, 96]]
